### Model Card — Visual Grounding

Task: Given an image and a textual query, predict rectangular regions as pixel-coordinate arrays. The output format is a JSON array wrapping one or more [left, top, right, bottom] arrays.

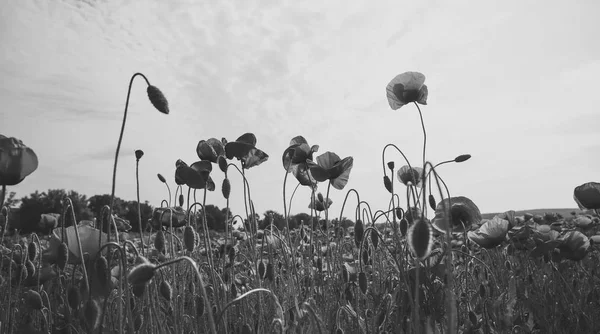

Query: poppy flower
[[467, 216, 510, 249], [432, 196, 481, 233], [225, 133, 269, 169], [175, 160, 215, 190], [573, 182, 600, 210], [396, 165, 424, 187], [283, 136, 319, 187], [529, 225, 561, 258], [557, 231, 590, 261], [196, 138, 226, 163], [308, 193, 333, 212], [43, 225, 109, 264], [306, 152, 353, 190], [386, 72, 428, 110], [0, 135, 38, 186]]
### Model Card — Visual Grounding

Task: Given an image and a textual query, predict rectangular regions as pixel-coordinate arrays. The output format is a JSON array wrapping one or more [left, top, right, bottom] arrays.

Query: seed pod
[[67, 286, 81, 310], [154, 230, 165, 253], [258, 261, 266, 279], [83, 299, 100, 331], [407, 219, 432, 260], [95, 255, 110, 293], [383, 176, 393, 193], [354, 220, 364, 248], [57, 242, 69, 270], [27, 241, 38, 262], [146, 85, 170, 114], [241, 323, 252, 334], [24, 289, 43, 310], [183, 226, 196, 252], [387, 161, 395, 170], [358, 272, 368, 294], [222, 178, 231, 199], [399, 218, 408, 237], [25, 259, 35, 279], [135, 149, 144, 160], [371, 229, 379, 249], [179, 194, 184, 207], [468, 310, 477, 325], [128, 258, 156, 286], [196, 295, 205, 317], [428, 194, 436, 211], [159, 280, 172, 301], [134, 313, 143, 331], [266, 263, 274, 282]]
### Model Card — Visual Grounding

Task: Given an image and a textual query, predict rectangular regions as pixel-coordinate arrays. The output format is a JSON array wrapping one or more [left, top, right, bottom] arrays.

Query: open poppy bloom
[[397, 165, 424, 187], [225, 133, 269, 169], [283, 136, 319, 187], [573, 182, 600, 210], [432, 196, 481, 233], [175, 160, 215, 190], [196, 138, 226, 163], [467, 216, 510, 249], [43, 225, 109, 264], [529, 225, 561, 258], [306, 152, 353, 190], [308, 193, 333, 212], [557, 230, 590, 261], [386, 72, 428, 110], [0, 134, 38, 186]]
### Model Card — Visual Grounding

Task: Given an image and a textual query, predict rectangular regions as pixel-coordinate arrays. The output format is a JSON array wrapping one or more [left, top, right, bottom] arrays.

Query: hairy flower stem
[[110, 73, 152, 229], [414, 102, 427, 169], [135, 158, 145, 256]]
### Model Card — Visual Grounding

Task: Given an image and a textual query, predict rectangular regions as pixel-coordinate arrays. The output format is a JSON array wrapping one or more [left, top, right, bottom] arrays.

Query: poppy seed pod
[[24, 289, 43, 310], [83, 299, 101, 331], [258, 261, 266, 279], [159, 280, 172, 301], [157, 173, 166, 183], [354, 220, 364, 248], [183, 225, 196, 252], [135, 149, 144, 160], [27, 241, 38, 262], [222, 178, 231, 199], [128, 259, 156, 286], [358, 272, 368, 294], [387, 161, 395, 170], [407, 219, 433, 260], [383, 176, 393, 193], [454, 154, 471, 163], [146, 85, 169, 115]]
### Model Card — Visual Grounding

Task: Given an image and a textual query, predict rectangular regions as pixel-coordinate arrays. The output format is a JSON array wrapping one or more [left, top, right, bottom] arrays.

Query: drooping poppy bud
[[371, 229, 379, 249], [454, 154, 471, 163], [222, 178, 231, 199], [354, 220, 364, 248], [157, 173, 166, 183], [83, 299, 101, 331], [178, 194, 184, 207], [159, 280, 172, 301], [154, 230, 166, 254], [27, 241, 38, 262], [183, 226, 195, 252], [128, 258, 156, 286], [24, 289, 43, 310], [407, 219, 432, 260], [383, 176, 393, 193], [146, 85, 170, 115], [428, 194, 436, 211], [67, 285, 81, 310], [358, 272, 368, 294]]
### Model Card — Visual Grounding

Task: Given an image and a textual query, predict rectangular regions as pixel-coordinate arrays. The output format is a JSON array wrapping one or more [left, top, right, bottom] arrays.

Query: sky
[[1, 0, 599, 221]]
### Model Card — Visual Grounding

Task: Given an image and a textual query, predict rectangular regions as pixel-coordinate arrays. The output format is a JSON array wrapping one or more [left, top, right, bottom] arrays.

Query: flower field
[[1, 71, 600, 333]]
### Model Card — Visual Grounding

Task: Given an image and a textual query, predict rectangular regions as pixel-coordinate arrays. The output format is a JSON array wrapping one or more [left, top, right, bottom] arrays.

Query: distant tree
[[88, 194, 127, 218], [1, 191, 19, 208], [15, 189, 93, 233], [88, 194, 153, 232], [259, 210, 289, 230], [196, 204, 228, 231]]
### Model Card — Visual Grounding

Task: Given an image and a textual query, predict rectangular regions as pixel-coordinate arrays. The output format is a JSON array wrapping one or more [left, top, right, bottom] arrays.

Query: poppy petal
[[225, 141, 255, 160], [330, 157, 353, 190], [242, 148, 269, 169], [236, 133, 257, 146], [386, 72, 426, 110], [417, 85, 428, 105], [292, 164, 317, 187], [306, 160, 330, 182], [315, 151, 342, 170], [289, 136, 308, 146]]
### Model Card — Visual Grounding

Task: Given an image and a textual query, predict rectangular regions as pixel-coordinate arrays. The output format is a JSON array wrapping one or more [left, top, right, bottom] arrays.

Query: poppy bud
[[428, 194, 436, 210], [178, 194, 184, 207], [479, 283, 486, 298], [354, 220, 364, 248], [222, 178, 231, 199], [336, 328, 345, 334], [376, 308, 387, 329], [358, 272, 368, 294], [183, 226, 195, 252], [341, 265, 349, 283], [383, 176, 393, 193], [395, 208, 403, 220], [266, 263, 274, 282], [24, 289, 43, 310], [146, 85, 170, 115], [56, 242, 69, 270], [258, 261, 266, 279], [371, 229, 379, 249], [241, 323, 252, 334], [228, 246, 235, 263], [132, 283, 146, 298], [67, 285, 81, 310], [196, 295, 205, 317], [83, 299, 100, 331], [387, 161, 395, 170], [399, 218, 408, 237], [454, 154, 471, 163], [159, 280, 172, 301], [231, 282, 238, 298], [25, 259, 35, 279], [407, 219, 432, 260], [468, 310, 477, 325], [128, 258, 156, 286], [134, 314, 143, 331], [157, 173, 166, 183], [95, 255, 110, 294], [362, 248, 369, 265], [135, 150, 144, 160], [317, 192, 324, 203], [154, 230, 165, 253], [27, 241, 38, 262]]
